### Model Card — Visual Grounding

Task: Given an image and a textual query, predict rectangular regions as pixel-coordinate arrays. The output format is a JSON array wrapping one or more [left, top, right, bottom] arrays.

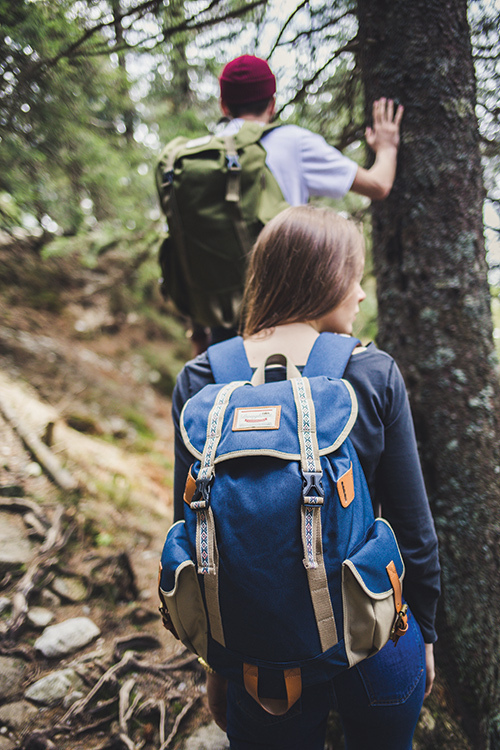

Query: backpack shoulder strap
[[232, 120, 281, 149], [207, 336, 253, 384], [302, 333, 360, 379]]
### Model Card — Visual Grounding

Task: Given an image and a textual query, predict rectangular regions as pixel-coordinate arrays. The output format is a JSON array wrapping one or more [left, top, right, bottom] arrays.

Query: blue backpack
[[159, 333, 408, 714]]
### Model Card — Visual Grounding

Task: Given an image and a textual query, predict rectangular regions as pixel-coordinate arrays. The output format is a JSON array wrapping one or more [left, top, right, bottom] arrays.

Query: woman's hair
[[241, 205, 365, 336]]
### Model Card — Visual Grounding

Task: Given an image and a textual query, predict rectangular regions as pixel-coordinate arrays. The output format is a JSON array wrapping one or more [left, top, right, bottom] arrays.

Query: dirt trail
[[0, 241, 215, 748]]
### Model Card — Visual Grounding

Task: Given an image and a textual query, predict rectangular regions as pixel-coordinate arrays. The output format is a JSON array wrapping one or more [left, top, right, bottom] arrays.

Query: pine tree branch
[[275, 36, 358, 116], [273, 10, 355, 52], [268, 0, 310, 57]]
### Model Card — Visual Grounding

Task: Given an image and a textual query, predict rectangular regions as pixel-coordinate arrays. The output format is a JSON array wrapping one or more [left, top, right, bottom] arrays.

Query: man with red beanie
[[218, 54, 403, 204]]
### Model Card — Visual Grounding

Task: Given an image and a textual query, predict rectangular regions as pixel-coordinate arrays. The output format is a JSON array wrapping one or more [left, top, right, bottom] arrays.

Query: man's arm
[[351, 98, 404, 201]]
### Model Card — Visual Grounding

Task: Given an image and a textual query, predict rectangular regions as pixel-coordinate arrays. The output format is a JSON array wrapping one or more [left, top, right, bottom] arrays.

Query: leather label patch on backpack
[[337, 464, 354, 508], [232, 406, 281, 431]]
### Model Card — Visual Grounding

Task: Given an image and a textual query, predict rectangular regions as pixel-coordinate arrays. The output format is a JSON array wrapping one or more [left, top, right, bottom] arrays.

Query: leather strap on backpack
[[386, 560, 408, 644], [243, 664, 302, 715]]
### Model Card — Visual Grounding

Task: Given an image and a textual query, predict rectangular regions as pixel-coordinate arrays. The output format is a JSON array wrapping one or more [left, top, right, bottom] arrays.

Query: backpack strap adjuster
[[191, 475, 214, 508], [302, 471, 324, 503], [226, 153, 241, 171], [161, 169, 174, 187]]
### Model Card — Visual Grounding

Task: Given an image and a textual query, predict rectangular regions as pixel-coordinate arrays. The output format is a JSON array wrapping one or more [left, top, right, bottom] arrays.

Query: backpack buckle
[[191, 475, 214, 509], [226, 154, 241, 171], [302, 472, 324, 503], [390, 603, 409, 644], [161, 169, 174, 187]]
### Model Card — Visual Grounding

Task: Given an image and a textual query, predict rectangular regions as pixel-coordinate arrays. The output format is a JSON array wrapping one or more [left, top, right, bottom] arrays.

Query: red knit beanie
[[219, 55, 276, 105]]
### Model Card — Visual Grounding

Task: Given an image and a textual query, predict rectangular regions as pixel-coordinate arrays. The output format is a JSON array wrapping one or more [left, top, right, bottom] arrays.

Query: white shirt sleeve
[[299, 127, 358, 199], [261, 125, 358, 206]]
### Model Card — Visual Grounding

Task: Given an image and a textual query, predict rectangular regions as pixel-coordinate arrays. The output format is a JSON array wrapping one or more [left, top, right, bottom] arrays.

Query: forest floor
[[0, 236, 221, 749], [0, 234, 471, 750]]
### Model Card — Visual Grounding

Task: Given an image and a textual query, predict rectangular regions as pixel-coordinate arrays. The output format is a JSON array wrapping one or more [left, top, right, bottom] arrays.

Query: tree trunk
[[356, 0, 500, 746]]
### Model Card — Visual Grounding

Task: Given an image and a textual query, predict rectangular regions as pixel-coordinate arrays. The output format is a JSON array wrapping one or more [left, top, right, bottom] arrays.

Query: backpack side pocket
[[342, 518, 405, 667], [159, 521, 208, 661]]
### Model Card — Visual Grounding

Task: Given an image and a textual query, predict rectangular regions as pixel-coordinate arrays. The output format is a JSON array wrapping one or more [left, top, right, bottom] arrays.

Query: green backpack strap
[[222, 121, 285, 255], [226, 121, 287, 251]]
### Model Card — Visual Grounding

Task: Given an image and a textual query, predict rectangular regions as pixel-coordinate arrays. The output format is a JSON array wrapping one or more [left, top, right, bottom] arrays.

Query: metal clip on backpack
[[159, 333, 408, 714]]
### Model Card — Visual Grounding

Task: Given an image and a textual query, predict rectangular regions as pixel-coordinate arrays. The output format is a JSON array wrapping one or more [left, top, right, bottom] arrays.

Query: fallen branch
[[58, 651, 137, 727], [0, 394, 79, 492], [0, 497, 51, 527], [119, 678, 136, 734], [160, 696, 197, 750], [158, 699, 167, 747]]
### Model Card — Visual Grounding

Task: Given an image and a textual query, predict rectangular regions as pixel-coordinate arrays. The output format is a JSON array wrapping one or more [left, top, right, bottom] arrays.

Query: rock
[[27, 606, 54, 629], [182, 722, 230, 750], [0, 736, 16, 750], [50, 575, 88, 603], [63, 690, 84, 708], [25, 462, 42, 477], [40, 588, 60, 607], [24, 668, 84, 706], [35, 617, 100, 658], [0, 512, 34, 572], [418, 705, 437, 733], [0, 700, 39, 731], [0, 657, 27, 701]]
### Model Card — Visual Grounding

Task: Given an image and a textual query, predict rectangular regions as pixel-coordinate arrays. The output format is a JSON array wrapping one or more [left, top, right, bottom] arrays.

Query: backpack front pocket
[[342, 518, 405, 667], [159, 521, 208, 660]]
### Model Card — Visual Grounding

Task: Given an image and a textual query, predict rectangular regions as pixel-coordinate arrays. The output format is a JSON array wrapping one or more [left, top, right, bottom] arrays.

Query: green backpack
[[155, 121, 289, 329]]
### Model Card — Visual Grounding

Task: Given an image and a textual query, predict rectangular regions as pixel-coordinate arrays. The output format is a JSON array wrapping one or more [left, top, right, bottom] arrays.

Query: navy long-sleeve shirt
[[171, 338, 440, 643]]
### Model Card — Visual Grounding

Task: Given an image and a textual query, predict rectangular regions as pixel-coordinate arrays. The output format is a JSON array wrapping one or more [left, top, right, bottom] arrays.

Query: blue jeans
[[226, 610, 425, 750]]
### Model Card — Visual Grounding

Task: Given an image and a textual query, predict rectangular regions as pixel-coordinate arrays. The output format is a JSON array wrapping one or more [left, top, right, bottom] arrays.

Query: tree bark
[[356, 0, 500, 746]]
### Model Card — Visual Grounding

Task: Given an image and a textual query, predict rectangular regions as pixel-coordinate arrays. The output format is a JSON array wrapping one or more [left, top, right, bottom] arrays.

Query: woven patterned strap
[[194, 381, 247, 647], [197, 381, 246, 486], [291, 377, 338, 652]]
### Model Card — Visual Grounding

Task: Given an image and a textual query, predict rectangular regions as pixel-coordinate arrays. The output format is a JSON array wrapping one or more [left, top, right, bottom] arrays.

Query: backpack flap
[[342, 518, 406, 667], [180, 376, 357, 462]]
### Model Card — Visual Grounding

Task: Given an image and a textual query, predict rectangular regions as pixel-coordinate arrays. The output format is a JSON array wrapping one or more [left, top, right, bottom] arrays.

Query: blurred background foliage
[[0, 0, 499, 346]]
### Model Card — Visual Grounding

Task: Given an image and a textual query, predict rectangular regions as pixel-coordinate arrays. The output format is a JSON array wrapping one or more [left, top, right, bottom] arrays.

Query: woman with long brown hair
[[171, 205, 440, 749]]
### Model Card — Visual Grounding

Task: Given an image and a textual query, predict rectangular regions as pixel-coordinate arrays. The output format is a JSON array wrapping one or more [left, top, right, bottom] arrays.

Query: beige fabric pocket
[[160, 560, 208, 661], [341, 518, 405, 668]]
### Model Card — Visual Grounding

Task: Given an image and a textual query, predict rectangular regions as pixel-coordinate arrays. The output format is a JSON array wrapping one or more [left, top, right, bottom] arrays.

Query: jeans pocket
[[356, 610, 425, 706]]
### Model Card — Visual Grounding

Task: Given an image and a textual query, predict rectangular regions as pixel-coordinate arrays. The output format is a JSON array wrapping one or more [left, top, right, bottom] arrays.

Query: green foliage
[[0, 0, 156, 236]]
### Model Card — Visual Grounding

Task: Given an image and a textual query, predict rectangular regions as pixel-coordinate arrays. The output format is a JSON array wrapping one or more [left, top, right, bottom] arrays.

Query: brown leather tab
[[337, 464, 354, 508], [243, 664, 302, 716], [386, 560, 408, 644], [386, 560, 402, 612], [184, 465, 197, 506]]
